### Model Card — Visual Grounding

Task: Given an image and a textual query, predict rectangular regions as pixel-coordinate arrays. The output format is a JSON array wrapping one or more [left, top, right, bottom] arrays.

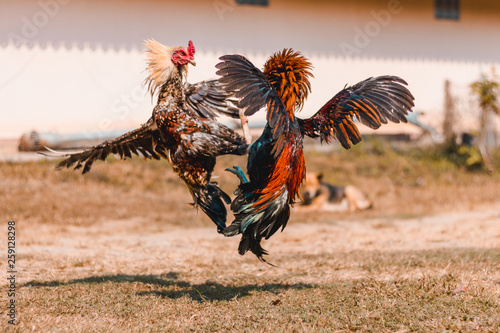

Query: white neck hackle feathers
[[143, 39, 188, 100]]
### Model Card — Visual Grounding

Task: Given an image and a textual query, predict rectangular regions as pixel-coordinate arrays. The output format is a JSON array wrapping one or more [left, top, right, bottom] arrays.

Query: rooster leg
[[225, 165, 249, 184], [239, 110, 252, 144]]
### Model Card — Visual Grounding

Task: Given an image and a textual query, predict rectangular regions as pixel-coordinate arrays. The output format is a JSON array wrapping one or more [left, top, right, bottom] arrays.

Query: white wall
[[1, 0, 499, 138]]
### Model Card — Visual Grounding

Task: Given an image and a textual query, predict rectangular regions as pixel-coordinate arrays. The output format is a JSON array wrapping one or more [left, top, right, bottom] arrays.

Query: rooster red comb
[[188, 41, 195, 57]]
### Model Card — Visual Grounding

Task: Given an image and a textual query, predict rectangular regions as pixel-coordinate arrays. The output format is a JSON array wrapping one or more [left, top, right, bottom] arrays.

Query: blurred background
[[3, 3, 500, 329], [1, 0, 499, 164]]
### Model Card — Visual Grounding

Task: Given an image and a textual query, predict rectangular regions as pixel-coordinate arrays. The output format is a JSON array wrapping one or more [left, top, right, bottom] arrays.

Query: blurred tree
[[470, 68, 499, 172], [443, 79, 456, 145]]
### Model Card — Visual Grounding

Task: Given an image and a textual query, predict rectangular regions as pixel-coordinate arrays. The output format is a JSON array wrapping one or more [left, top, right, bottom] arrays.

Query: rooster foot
[[225, 165, 248, 184]]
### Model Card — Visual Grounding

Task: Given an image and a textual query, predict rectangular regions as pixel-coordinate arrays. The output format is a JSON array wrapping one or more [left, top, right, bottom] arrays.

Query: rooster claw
[[225, 165, 249, 184]]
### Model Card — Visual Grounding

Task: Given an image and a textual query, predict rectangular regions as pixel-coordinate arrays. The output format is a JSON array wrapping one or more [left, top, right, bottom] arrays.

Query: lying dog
[[298, 172, 372, 212]]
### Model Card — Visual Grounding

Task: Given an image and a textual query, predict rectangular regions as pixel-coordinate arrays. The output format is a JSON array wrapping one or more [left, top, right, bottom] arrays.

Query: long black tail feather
[[192, 183, 231, 233], [237, 230, 278, 267], [223, 165, 290, 264]]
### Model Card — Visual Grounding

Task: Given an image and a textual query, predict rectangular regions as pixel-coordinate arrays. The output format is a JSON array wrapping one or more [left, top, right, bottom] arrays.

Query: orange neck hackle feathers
[[263, 49, 313, 118], [143, 39, 195, 99]]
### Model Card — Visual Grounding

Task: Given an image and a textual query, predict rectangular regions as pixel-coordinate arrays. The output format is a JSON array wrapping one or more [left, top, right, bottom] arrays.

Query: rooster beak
[[189, 60, 196, 66]]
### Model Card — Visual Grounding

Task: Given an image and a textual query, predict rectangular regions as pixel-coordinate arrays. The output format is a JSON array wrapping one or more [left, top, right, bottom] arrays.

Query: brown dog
[[298, 172, 372, 212]]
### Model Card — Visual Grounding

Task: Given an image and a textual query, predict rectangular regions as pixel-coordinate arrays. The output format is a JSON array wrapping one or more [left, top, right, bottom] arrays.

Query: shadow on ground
[[23, 272, 314, 302]]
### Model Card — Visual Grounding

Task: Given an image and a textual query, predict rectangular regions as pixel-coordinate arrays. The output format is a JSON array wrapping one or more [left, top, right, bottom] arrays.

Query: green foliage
[[438, 140, 484, 171], [471, 72, 499, 115], [347, 136, 488, 173]]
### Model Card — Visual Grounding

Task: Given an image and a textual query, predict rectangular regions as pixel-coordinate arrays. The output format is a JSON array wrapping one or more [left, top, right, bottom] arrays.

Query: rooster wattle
[[45, 40, 248, 232]]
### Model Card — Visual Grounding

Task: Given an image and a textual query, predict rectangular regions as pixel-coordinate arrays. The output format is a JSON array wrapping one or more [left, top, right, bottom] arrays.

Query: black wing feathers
[[55, 122, 165, 174], [216, 55, 290, 157], [348, 76, 413, 125], [216, 55, 281, 118], [183, 79, 240, 119], [299, 75, 414, 149]]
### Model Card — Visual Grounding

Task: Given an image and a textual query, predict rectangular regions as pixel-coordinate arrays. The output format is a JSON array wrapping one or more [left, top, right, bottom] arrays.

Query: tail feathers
[[223, 221, 241, 237], [224, 166, 290, 263], [192, 183, 231, 233], [224, 191, 290, 264], [239, 232, 266, 260], [237, 230, 277, 267], [230, 190, 290, 238]]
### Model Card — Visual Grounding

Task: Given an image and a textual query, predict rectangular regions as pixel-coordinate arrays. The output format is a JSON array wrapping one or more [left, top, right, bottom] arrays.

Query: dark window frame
[[236, 0, 269, 6], [435, 0, 460, 20]]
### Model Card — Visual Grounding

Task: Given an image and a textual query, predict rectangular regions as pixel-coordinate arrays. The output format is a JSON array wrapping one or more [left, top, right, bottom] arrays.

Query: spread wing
[[183, 79, 241, 119], [42, 120, 167, 174], [298, 75, 415, 149], [216, 55, 290, 157]]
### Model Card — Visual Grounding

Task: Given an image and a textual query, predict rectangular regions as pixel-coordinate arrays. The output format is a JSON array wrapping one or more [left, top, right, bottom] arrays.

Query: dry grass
[[1, 143, 500, 332], [14, 267, 500, 332]]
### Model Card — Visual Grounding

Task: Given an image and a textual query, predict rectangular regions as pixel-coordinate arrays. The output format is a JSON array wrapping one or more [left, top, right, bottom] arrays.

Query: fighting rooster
[[216, 49, 414, 262], [46, 39, 248, 232]]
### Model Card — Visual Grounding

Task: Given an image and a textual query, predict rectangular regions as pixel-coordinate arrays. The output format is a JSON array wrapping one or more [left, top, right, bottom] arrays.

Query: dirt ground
[[16, 206, 500, 284], [1, 149, 499, 331]]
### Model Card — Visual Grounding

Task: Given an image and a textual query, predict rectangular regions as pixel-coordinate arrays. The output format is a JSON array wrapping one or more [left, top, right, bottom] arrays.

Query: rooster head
[[143, 39, 196, 98], [171, 40, 196, 66], [263, 49, 313, 113]]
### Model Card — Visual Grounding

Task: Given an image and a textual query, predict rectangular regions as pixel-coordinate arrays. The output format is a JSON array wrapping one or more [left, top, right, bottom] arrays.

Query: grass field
[[1, 142, 500, 332]]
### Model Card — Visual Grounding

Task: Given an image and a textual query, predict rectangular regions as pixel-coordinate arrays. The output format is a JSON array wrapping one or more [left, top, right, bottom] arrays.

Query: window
[[236, 0, 269, 6], [435, 0, 459, 20]]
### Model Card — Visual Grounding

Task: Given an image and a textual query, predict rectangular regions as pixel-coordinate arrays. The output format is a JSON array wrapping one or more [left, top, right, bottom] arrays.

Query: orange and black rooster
[[46, 40, 248, 232], [216, 49, 414, 262]]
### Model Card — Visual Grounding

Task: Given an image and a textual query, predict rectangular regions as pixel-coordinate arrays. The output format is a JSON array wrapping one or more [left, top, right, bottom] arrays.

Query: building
[[1, 0, 499, 139]]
